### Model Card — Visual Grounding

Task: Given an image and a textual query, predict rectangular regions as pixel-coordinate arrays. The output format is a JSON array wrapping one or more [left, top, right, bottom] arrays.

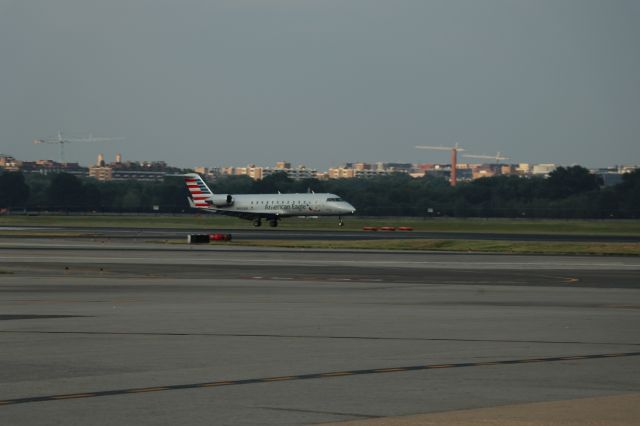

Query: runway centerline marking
[[0, 351, 638, 407]]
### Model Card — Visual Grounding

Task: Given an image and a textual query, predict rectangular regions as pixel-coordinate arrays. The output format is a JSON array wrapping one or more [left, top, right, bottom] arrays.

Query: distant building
[[619, 165, 639, 174], [220, 164, 265, 180], [0, 154, 20, 172], [328, 167, 355, 179], [275, 161, 291, 169], [472, 165, 497, 179], [516, 163, 532, 175], [220, 162, 318, 181], [88, 166, 113, 181], [500, 164, 515, 175], [353, 162, 371, 171], [236, 165, 265, 180], [271, 164, 317, 180], [380, 162, 413, 173], [415, 163, 436, 172], [193, 166, 219, 180], [208, 160, 635, 183], [592, 167, 624, 187], [272, 162, 317, 180], [456, 163, 474, 170], [20, 159, 87, 177], [328, 164, 390, 179], [110, 170, 168, 181], [327, 162, 415, 179], [88, 153, 176, 181], [532, 163, 557, 176]]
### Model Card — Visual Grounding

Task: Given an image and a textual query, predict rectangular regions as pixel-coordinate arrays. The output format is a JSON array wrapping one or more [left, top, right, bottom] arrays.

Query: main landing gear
[[253, 218, 279, 227]]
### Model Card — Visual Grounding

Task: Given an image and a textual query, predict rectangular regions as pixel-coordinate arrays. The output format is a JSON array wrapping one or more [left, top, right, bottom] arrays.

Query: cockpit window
[[326, 197, 343, 202]]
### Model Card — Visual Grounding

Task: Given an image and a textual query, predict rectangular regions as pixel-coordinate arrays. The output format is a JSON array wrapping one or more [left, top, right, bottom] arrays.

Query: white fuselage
[[199, 193, 355, 217]]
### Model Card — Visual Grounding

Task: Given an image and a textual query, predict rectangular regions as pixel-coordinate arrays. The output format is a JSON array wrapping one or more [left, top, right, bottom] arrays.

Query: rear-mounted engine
[[210, 194, 233, 207]]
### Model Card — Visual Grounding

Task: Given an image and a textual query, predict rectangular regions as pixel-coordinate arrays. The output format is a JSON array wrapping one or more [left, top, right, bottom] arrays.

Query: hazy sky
[[1, 0, 638, 169]]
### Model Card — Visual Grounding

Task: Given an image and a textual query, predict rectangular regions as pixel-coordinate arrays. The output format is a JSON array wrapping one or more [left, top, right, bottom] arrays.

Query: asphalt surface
[[0, 241, 639, 425], [2, 225, 640, 242], [322, 394, 640, 425]]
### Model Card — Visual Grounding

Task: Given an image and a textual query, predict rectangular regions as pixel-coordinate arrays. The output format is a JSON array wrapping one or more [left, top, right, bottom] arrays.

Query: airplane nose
[[338, 202, 355, 215]]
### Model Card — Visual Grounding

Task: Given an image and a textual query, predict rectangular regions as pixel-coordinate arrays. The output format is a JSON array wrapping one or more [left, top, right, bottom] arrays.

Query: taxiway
[[0, 240, 639, 425]]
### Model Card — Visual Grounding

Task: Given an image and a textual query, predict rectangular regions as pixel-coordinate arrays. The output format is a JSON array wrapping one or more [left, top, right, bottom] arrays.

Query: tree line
[[1, 166, 639, 218]]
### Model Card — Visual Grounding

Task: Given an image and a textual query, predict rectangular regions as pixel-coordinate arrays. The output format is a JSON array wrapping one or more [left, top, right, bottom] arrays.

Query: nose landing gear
[[338, 216, 344, 227]]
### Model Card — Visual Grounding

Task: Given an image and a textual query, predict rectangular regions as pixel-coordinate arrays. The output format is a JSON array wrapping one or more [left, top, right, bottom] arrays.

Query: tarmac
[[320, 393, 640, 425], [2, 225, 640, 242], [0, 238, 639, 425]]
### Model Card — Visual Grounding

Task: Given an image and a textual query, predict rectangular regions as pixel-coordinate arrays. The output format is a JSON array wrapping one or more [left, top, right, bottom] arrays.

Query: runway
[[0, 241, 639, 425], [2, 225, 639, 242]]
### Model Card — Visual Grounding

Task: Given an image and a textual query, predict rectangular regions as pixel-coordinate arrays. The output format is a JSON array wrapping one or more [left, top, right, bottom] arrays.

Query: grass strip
[[1, 215, 640, 235]]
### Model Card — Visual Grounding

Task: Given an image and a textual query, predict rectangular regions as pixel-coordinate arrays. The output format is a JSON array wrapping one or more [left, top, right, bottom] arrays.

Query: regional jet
[[183, 173, 356, 227]]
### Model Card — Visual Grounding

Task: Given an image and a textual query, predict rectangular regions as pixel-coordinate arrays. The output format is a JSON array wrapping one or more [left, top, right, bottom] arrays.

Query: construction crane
[[33, 131, 124, 163], [463, 152, 511, 176], [415, 143, 465, 186], [463, 152, 510, 164]]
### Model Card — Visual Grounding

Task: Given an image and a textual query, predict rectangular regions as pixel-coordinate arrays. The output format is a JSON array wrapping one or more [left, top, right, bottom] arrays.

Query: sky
[[1, 0, 639, 169]]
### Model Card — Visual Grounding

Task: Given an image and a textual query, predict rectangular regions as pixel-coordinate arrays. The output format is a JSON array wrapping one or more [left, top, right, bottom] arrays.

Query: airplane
[[183, 173, 356, 227]]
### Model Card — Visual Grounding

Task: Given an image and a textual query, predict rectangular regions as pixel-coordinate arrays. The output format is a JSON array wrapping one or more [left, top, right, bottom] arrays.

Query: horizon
[[2, 150, 636, 171]]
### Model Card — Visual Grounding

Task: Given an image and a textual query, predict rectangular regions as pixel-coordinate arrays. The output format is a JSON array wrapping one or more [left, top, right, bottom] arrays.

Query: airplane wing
[[194, 206, 278, 221]]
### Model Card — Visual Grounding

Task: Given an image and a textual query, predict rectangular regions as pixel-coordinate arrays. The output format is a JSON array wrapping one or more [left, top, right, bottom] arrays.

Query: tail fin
[[183, 173, 213, 209]]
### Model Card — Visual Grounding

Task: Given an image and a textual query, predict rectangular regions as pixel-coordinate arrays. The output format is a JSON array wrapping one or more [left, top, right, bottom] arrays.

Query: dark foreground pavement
[[0, 243, 639, 425]]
